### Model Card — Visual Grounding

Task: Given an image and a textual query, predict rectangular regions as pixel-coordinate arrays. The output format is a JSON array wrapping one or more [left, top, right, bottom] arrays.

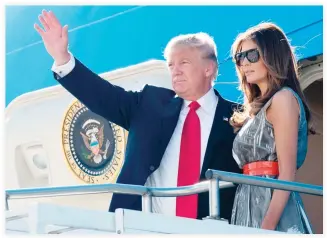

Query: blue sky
[[5, 5, 323, 105]]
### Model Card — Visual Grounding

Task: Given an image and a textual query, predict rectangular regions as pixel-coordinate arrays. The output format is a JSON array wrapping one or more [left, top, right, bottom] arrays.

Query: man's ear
[[205, 61, 215, 78]]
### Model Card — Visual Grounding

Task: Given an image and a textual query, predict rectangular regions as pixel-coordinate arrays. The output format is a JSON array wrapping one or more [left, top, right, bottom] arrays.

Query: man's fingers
[[34, 23, 45, 36], [62, 25, 69, 41], [41, 10, 54, 29], [38, 15, 50, 31], [48, 11, 62, 28]]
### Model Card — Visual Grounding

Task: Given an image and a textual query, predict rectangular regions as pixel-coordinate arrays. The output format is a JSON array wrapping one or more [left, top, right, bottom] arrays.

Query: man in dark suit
[[34, 10, 241, 221]]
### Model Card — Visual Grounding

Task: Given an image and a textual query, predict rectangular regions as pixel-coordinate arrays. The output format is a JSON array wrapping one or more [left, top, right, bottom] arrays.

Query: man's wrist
[[55, 52, 71, 66]]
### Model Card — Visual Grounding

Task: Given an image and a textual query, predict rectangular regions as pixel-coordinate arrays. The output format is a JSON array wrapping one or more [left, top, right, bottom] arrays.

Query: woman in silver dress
[[229, 22, 314, 233]]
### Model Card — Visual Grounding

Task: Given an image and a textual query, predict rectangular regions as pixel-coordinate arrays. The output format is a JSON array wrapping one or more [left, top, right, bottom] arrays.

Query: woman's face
[[235, 40, 268, 86]]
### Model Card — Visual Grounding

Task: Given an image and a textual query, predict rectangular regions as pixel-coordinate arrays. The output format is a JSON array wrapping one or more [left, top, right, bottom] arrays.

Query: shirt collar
[[182, 88, 218, 114]]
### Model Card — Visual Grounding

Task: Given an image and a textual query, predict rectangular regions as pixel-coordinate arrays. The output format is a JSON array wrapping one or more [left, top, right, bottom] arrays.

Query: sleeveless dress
[[231, 87, 313, 233]]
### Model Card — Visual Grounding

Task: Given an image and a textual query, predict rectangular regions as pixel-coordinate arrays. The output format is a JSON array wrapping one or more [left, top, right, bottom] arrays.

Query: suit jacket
[[55, 58, 242, 221]]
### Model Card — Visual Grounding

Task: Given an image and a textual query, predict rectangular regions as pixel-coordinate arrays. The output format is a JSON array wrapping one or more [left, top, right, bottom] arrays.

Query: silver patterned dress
[[231, 87, 313, 233]]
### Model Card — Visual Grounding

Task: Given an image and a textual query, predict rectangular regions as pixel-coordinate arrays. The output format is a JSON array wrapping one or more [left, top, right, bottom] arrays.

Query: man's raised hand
[[34, 10, 70, 65]]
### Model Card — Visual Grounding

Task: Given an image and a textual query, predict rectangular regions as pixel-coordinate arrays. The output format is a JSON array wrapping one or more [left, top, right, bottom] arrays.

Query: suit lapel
[[200, 90, 229, 178], [158, 90, 231, 178], [159, 96, 183, 159]]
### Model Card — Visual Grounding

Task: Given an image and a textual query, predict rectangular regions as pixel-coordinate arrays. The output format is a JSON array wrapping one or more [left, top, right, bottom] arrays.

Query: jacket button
[[150, 166, 155, 171]]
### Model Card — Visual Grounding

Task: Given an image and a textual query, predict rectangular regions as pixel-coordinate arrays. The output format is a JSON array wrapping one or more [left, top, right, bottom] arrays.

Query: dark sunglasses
[[234, 48, 260, 66]]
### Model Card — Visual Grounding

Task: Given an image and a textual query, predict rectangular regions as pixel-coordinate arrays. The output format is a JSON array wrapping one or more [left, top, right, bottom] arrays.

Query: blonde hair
[[163, 32, 218, 80]]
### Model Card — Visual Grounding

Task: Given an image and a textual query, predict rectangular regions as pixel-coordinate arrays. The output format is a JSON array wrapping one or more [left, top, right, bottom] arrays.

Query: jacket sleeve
[[54, 58, 144, 130]]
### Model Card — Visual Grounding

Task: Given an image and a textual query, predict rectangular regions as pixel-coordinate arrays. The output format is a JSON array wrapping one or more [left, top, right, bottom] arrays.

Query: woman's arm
[[261, 89, 300, 230]]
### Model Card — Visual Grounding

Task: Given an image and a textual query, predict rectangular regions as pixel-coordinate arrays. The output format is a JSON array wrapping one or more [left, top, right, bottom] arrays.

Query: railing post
[[209, 178, 220, 219], [5, 193, 9, 211], [142, 193, 152, 213]]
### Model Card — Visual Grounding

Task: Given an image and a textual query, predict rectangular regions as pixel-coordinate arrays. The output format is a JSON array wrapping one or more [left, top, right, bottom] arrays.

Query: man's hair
[[163, 32, 218, 80]]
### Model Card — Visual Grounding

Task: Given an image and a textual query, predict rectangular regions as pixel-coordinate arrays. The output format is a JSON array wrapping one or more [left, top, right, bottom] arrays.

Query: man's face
[[167, 45, 213, 101]]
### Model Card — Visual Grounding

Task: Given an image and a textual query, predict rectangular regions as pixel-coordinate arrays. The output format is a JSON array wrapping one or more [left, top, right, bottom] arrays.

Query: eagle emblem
[[62, 100, 126, 184], [80, 119, 110, 164]]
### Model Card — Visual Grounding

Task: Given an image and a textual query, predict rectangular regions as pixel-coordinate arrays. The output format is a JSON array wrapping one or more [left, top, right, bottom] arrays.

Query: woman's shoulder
[[265, 87, 301, 125], [271, 87, 299, 107]]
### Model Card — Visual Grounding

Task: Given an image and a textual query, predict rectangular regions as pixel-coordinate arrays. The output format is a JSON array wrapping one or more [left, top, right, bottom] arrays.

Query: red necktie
[[176, 101, 201, 219]]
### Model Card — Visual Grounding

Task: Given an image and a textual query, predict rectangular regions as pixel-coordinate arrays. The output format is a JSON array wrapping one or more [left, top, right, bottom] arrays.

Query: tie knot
[[189, 101, 200, 111]]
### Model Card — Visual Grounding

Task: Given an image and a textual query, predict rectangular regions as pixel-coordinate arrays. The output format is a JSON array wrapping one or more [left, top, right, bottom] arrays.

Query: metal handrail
[[5, 183, 148, 199], [205, 169, 323, 219], [5, 169, 323, 221], [150, 181, 233, 197], [5, 179, 234, 212], [5, 181, 234, 200], [205, 170, 323, 196]]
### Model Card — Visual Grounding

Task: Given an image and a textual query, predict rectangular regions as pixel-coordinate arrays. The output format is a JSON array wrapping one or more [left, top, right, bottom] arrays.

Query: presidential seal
[[62, 100, 126, 184]]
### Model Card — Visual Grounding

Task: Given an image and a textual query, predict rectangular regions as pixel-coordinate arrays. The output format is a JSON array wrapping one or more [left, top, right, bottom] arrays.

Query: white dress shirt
[[52, 53, 218, 216], [144, 88, 218, 216]]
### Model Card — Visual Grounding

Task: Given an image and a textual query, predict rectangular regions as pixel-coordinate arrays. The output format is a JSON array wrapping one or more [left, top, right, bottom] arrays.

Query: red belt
[[243, 161, 279, 176]]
